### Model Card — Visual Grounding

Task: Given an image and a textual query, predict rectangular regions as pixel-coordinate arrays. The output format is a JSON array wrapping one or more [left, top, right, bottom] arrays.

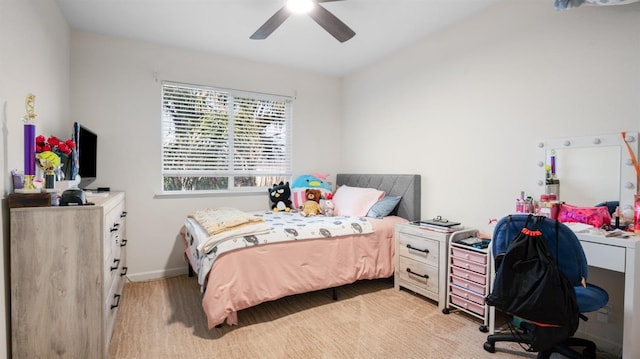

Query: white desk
[[577, 232, 640, 359]]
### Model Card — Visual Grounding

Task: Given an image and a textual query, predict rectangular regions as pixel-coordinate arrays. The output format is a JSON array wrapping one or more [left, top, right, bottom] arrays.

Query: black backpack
[[486, 215, 579, 352]]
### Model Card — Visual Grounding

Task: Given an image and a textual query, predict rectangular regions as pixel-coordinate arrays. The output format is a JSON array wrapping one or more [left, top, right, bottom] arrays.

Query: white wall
[[343, 1, 640, 227], [0, 0, 71, 356], [69, 32, 343, 280], [341, 1, 640, 354], [2, 0, 639, 355]]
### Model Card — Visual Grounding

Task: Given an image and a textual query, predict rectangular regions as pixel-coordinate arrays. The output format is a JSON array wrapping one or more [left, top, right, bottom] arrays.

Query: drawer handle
[[121, 211, 128, 218], [406, 244, 429, 254], [120, 238, 128, 247], [406, 268, 429, 279], [121, 266, 128, 276], [110, 258, 120, 271], [110, 225, 119, 233], [110, 294, 121, 310]]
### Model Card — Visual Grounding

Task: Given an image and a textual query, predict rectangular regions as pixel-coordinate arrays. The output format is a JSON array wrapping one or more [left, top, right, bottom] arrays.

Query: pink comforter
[[184, 216, 406, 328]]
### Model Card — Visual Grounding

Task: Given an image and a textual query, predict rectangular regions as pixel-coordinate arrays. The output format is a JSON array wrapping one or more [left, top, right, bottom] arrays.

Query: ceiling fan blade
[[308, 4, 355, 43], [250, 7, 291, 40]]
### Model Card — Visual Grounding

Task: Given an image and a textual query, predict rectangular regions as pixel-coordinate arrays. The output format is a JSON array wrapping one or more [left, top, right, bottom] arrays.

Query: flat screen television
[[71, 122, 98, 189]]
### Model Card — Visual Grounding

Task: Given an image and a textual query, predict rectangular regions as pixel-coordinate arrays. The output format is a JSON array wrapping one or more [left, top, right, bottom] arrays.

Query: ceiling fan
[[250, 0, 356, 43]]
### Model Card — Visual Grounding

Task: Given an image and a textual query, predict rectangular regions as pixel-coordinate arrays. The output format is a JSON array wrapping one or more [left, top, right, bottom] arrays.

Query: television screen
[[72, 122, 97, 189]]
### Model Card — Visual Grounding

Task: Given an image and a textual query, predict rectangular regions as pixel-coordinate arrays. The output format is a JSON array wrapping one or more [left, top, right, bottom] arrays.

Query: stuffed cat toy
[[269, 181, 292, 212]]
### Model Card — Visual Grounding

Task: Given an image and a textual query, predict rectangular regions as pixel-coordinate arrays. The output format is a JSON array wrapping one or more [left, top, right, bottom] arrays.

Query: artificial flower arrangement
[[36, 135, 75, 156], [35, 135, 76, 180]]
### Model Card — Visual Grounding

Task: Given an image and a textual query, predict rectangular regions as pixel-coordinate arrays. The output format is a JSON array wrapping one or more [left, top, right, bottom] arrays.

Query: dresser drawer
[[450, 274, 486, 295], [451, 256, 486, 274], [450, 293, 486, 316], [104, 250, 125, 295], [105, 272, 125, 350], [451, 246, 486, 264], [450, 266, 486, 285], [397, 232, 440, 267], [398, 256, 438, 295], [103, 202, 125, 264]]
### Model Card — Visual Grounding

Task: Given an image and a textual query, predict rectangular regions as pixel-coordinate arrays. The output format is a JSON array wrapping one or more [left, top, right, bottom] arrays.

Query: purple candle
[[24, 123, 35, 175], [550, 155, 556, 176]]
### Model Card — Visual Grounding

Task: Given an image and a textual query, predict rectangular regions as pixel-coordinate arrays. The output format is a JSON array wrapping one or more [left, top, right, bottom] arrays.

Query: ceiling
[[56, 0, 504, 77]]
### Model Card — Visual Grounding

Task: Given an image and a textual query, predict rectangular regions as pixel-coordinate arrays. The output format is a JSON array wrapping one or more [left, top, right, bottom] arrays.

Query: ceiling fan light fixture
[[286, 0, 315, 14]]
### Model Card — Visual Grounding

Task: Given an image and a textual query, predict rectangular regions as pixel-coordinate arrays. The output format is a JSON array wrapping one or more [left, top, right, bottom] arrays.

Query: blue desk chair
[[483, 214, 609, 359]]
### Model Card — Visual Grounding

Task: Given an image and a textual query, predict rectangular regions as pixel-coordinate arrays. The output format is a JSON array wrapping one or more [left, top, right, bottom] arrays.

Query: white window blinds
[[161, 82, 292, 192]]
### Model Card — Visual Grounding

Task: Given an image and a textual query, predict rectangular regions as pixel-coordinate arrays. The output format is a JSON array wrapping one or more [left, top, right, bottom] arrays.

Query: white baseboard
[[125, 266, 188, 282]]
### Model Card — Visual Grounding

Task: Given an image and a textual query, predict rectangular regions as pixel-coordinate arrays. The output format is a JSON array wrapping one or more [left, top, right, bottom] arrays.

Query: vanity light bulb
[[563, 140, 571, 146], [537, 180, 544, 186], [537, 161, 544, 167], [625, 158, 633, 166], [625, 134, 636, 143], [537, 142, 545, 148], [593, 138, 601, 145], [624, 182, 635, 190]]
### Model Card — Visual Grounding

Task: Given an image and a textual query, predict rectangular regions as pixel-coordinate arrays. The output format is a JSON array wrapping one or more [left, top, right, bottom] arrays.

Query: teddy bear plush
[[300, 188, 322, 216], [269, 181, 292, 212]]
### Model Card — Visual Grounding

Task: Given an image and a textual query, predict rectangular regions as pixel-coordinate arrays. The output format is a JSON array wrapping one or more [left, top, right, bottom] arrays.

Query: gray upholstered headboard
[[335, 174, 421, 222]]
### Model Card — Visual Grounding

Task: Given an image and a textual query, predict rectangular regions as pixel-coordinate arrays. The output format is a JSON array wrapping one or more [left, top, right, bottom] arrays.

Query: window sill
[[153, 189, 266, 199]]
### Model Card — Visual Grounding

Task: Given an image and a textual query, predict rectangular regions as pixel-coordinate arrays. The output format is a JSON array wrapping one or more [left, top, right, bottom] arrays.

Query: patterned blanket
[[185, 210, 374, 288]]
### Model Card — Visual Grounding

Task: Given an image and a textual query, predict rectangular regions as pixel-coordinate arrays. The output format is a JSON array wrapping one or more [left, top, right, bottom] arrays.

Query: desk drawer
[[580, 241, 625, 273]]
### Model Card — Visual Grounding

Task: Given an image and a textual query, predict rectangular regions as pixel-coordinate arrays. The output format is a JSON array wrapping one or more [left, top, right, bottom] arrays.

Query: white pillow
[[332, 185, 385, 217]]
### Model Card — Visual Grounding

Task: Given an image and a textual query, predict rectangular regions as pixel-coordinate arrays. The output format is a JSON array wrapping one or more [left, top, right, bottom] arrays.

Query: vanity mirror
[[536, 132, 639, 219]]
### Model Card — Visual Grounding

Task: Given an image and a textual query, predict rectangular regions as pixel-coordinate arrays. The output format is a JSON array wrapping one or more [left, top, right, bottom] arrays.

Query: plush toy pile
[[290, 173, 333, 209]]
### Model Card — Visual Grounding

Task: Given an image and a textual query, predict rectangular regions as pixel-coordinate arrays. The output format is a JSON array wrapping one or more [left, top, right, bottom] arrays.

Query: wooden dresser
[[10, 191, 127, 358]]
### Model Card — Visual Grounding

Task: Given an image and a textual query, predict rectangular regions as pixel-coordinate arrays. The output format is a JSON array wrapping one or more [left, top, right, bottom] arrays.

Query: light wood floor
[[107, 275, 610, 359]]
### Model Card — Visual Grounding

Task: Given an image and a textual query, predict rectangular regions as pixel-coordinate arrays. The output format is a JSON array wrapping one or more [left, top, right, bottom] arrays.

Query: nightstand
[[394, 222, 450, 310]]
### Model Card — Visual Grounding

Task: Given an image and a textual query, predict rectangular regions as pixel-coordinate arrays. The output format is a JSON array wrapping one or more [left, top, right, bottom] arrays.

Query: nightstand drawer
[[398, 256, 438, 294], [397, 233, 440, 267]]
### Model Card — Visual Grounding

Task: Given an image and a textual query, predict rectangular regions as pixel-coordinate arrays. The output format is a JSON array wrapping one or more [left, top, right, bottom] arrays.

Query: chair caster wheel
[[483, 341, 495, 353], [442, 308, 450, 314], [479, 325, 488, 333]]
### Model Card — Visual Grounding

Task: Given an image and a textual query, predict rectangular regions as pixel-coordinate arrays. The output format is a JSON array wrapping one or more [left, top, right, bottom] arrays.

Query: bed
[[182, 173, 421, 329]]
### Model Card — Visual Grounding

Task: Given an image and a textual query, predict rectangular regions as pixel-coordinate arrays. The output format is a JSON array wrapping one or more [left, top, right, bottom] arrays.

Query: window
[[161, 81, 292, 193]]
